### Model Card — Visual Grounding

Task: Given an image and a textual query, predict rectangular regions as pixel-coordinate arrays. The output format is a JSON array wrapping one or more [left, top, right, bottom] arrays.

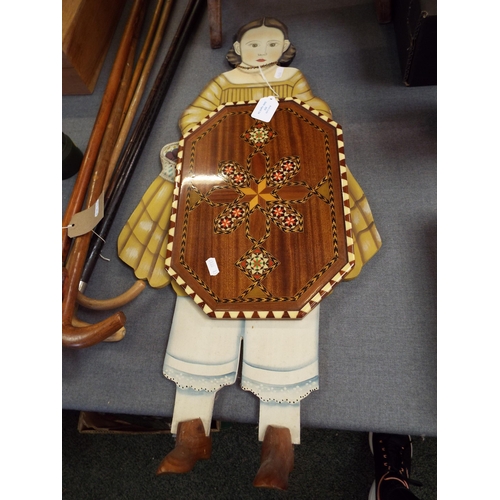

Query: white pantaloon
[[164, 296, 320, 444]]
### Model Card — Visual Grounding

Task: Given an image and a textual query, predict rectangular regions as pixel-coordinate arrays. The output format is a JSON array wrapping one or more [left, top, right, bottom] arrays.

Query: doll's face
[[234, 26, 290, 66]]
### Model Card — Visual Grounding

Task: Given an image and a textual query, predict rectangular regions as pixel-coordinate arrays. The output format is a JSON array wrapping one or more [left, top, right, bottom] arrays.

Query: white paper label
[[274, 66, 284, 78], [251, 96, 279, 122], [206, 257, 220, 276]]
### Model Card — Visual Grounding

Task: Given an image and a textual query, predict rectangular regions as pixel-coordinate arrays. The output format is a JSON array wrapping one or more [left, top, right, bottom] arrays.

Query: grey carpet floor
[[62, 410, 436, 499]]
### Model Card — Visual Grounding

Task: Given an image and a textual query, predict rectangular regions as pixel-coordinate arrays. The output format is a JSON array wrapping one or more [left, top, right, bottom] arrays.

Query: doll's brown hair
[[226, 17, 297, 67]]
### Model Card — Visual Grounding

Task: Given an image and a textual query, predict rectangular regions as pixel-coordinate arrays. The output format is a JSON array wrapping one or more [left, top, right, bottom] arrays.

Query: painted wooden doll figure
[[118, 18, 381, 490]]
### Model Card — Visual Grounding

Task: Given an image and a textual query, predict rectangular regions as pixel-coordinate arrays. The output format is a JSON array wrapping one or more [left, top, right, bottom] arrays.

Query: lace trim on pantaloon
[[163, 365, 237, 392], [241, 376, 319, 404]]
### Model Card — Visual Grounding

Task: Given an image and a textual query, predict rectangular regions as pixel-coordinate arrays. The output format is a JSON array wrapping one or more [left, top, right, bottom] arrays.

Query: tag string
[[91, 230, 111, 262], [92, 230, 106, 243], [62, 226, 110, 261], [258, 66, 280, 98]]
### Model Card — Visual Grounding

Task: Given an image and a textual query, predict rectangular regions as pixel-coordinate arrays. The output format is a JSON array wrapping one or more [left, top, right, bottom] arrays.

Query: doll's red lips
[[257, 59, 266, 62]]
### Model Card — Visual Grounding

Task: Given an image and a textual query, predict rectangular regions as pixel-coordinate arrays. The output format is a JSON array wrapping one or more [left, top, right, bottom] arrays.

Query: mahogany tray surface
[[166, 98, 355, 319]]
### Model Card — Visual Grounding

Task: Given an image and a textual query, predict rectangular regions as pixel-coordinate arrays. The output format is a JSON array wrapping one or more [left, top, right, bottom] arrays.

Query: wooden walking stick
[[121, 0, 171, 128], [77, 280, 147, 311], [84, 10, 143, 212], [79, 0, 205, 294], [103, 0, 175, 197], [63, 0, 148, 348], [62, 0, 147, 265], [70, 13, 143, 319], [75, 0, 175, 314], [63, 236, 126, 348]]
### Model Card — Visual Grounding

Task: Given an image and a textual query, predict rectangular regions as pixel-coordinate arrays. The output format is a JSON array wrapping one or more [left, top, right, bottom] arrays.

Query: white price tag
[[206, 257, 220, 276], [251, 96, 279, 122]]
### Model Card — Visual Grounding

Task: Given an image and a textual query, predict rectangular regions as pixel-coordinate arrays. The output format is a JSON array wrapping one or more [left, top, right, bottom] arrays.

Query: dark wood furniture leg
[[207, 0, 222, 48]]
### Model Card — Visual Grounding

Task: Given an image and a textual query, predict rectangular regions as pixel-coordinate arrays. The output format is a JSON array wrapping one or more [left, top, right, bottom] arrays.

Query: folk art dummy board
[[117, 17, 382, 490]]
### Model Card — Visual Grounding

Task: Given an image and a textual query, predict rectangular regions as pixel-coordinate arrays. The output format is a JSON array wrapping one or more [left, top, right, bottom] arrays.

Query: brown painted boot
[[253, 425, 294, 491], [156, 418, 212, 474]]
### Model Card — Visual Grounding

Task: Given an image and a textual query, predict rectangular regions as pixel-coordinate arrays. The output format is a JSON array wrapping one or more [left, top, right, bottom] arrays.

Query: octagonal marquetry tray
[[165, 98, 355, 319]]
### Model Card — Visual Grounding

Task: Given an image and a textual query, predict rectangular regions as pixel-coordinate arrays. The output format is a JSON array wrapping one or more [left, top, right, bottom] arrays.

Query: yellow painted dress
[[117, 70, 381, 290]]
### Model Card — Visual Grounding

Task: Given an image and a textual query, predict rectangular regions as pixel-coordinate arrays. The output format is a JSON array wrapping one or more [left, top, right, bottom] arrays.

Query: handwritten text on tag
[[251, 96, 279, 122]]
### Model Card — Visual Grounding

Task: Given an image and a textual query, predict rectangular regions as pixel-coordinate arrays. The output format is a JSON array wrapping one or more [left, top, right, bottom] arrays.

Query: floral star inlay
[[239, 178, 279, 210]]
